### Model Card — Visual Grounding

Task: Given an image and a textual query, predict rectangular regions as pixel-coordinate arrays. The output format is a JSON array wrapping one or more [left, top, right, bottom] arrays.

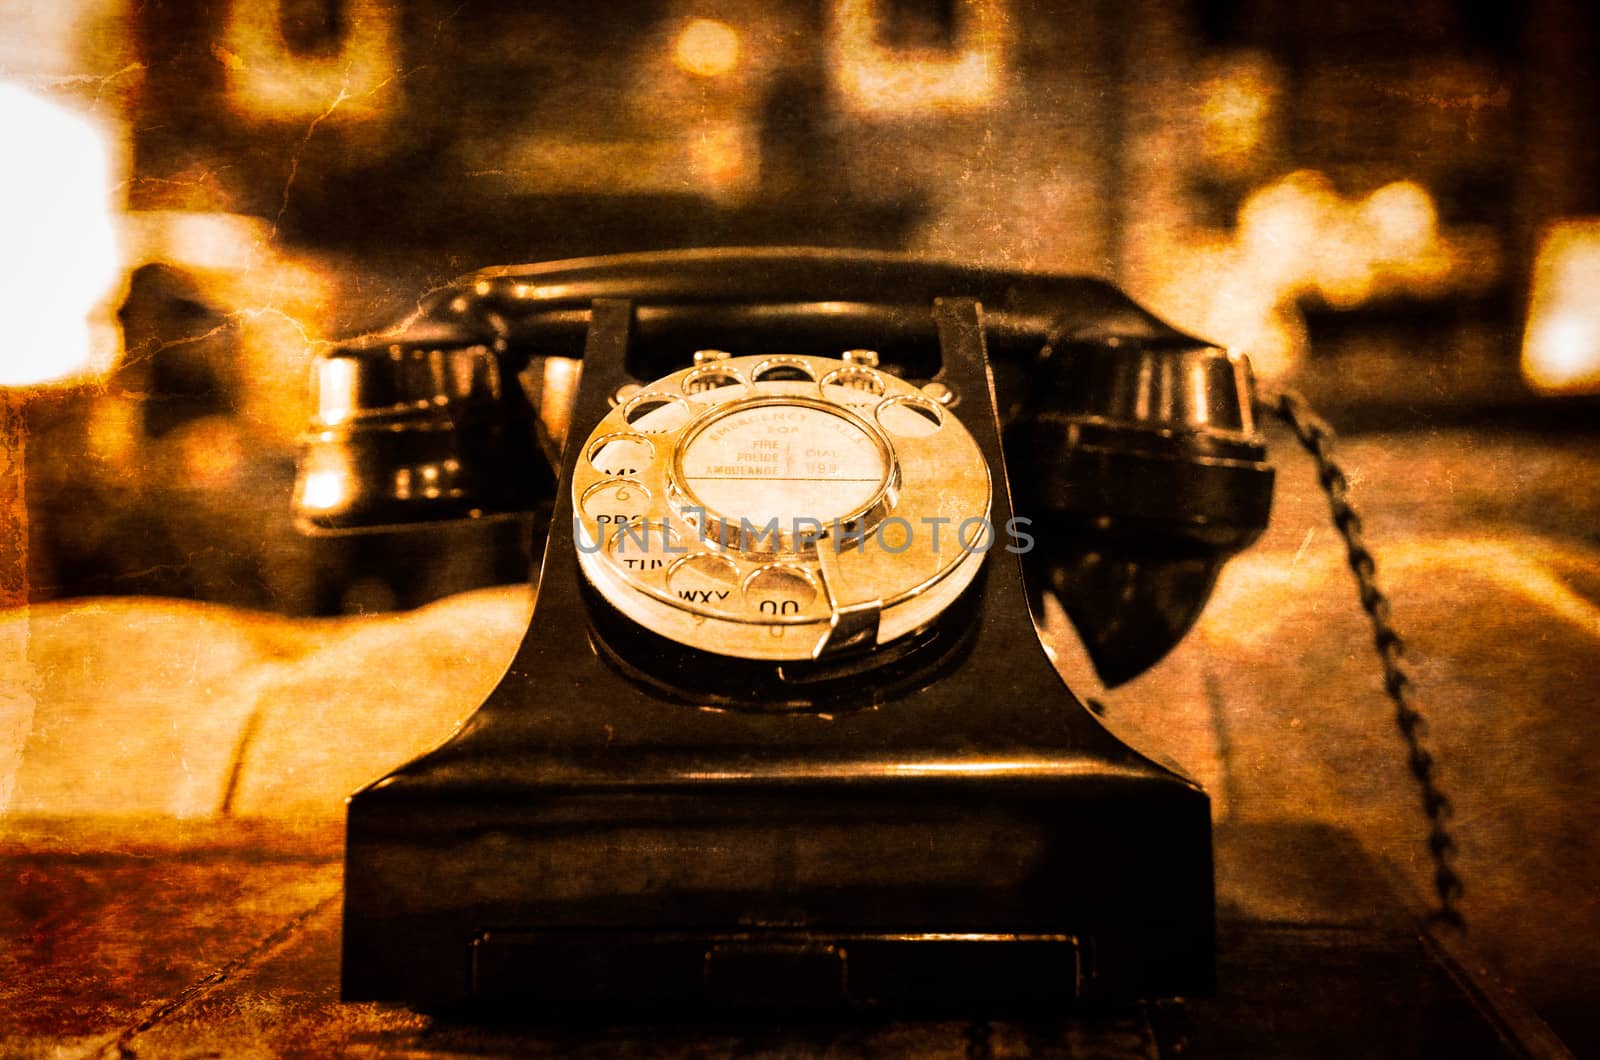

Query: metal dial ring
[[571, 353, 991, 661], [667, 395, 900, 556]]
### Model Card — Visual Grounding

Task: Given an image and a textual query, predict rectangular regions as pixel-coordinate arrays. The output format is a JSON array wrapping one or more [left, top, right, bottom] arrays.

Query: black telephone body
[[294, 248, 1274, 1012]]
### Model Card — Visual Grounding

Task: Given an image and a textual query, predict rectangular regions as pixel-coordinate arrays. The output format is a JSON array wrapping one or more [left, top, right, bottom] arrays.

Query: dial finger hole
[[875, 394, 944, 437], [752, 357, 816, 383], [821, 366, 885, 396], [581, 478, 653, 524], [623, 391, 693, 433], [668, 553, 742, 606], [588, 433, 655, 477], [682, 366, 747, 395], [607, 518, 682, 575], [744, 564, 820, 618]]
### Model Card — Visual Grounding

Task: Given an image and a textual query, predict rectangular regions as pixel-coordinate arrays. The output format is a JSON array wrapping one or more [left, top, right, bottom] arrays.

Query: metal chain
[[1263, 389, 1466, 930]]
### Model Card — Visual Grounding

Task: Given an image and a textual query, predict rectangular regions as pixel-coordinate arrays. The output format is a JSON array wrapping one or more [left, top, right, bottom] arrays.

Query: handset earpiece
[[292, 327, 551, 534], [1013, 333, 1274, 686]]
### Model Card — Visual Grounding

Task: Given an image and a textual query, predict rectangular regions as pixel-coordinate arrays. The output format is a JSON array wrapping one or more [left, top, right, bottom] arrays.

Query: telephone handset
[[295, 248, 1274, 1011]]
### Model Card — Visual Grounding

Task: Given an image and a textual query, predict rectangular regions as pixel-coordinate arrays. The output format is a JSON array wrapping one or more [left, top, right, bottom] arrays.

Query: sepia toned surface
[[5, 429, 1598, 1053], [1, 819, 1566, 1057], [3, 0, 1598, 1055]]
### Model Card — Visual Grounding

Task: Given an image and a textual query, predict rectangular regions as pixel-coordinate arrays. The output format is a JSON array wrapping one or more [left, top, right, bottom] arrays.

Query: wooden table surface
[[0, 817, 1571, 1059], [5, 427, 1597, 1055]]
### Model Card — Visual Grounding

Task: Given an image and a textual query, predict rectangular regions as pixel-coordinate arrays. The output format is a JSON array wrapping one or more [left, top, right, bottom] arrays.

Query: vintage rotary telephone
[[293, 248, 1280, 1011]]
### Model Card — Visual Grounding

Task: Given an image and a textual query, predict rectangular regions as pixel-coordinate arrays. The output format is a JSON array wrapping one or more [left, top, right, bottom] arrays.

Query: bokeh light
[[1362, 181, 1438, 261], [0, 82, 122, 387], [1198, 54, 1279, 172], [218, 0, 399, 122], [831, 0, 1007, 115], [674, 18, 742, 78], [1163, 171, 1459, 378], [1523, 219, 1600, 393]]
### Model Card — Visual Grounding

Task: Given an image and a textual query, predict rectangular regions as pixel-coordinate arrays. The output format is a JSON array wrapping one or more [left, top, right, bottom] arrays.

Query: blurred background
[[3, 2, 1600, 1052], [2, 0, 1598, 614]]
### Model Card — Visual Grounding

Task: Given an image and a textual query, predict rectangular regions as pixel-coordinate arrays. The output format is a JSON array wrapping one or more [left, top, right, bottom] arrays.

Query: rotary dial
[[572, 352, 991, 661]]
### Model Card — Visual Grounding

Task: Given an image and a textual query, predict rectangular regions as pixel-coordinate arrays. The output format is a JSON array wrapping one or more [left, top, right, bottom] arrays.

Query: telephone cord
[[1263, 388, 1466, 930]]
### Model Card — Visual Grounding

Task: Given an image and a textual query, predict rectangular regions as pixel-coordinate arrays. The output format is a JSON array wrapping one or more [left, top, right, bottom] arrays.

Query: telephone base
[[472, 930, 1080, 1011], [342, 757, 1213, 1010], [338, 289, 1220, 1014]]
